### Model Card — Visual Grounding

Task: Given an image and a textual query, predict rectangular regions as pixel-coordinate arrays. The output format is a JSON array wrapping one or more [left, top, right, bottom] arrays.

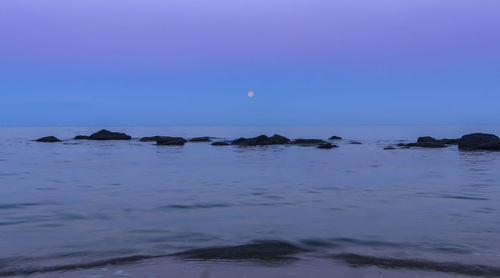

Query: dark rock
[[349, 141, 362, 145], [211, 142, 230, 146], [156, 137, 187, 146], [317, 143, 338, 149], [329, 136, 343, 140], [396, 143, 406, 147], [73, 135, 89, 140], [269, 134, 291, 144], [36, 136, 61, 143], [405, 142, 446, 148], [88, 129, 131, 140], [141, 136, 187, 142], [171, 240, 309, 260], [189, 137, 212, 142], [231, 134, 290, 146], [439, 138, 459, 145], [458, 133, 500, 151], [291, 139, 327, 146], [417, 136, 459, 145], [384, 146, 396, 150], [417, 136, 440, 143]]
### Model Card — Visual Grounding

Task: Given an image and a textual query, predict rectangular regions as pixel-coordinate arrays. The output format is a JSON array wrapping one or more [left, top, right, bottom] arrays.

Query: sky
[[1, 0, 499, 126]]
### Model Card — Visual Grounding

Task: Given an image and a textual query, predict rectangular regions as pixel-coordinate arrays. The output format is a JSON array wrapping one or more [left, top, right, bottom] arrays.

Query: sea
[[1, 126, 500, 278]]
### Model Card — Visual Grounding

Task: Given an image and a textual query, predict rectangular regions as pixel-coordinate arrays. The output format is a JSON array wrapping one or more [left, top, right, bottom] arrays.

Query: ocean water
[[1, 126, 500, 277]]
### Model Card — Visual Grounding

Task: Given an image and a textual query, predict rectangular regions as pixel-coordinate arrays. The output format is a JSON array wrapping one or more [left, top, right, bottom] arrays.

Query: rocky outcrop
[[417, 136, 458, 145], [291, 139, 327, 146], [73, 135, 89, 140], [458, 133, 500, 151], [329, 136, 342, 140], [88, 129, 131, 140], [189, 137, 212, 142], [156, 137, 187, 146], [317, 143, 338, 149], [231, 134, 290, 146], [211, 142, 230, 146], [404, 142, 446, 148], [36, 136, 61, 143]]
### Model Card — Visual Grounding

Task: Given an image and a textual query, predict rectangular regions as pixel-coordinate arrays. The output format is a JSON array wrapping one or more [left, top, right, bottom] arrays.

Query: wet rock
[[36, 136, 61, 143], [439, 138, 459, 145], [329, 136, 343, 140], [73, 135, 89, 140], [458, 133, 500, 151], [189, 137, 212, 142], [417, 136, 459, 145], [317, 143, 338, 149], [141, 136, 187, 142], [156, 137, 187, 146], [171, 240, 309, 260], [405, 142, 446, 148], [211, 142, 230, 146], [291, 139, 327, 146], [349, 141, 362, 144], [88, 129, 131, 140], [384, 146, 396, 150], [417, 136, 440, 143], [231, 134, 290, 146]]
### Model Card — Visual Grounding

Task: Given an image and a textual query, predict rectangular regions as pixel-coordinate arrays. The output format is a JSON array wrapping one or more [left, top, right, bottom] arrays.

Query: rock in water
[[350, 141, 362, 144], [231, 134, 290, 146], [156, 137, 186, 146], [73, 135, 89, 140], [317, 143, 338, 149], [189, 137, 212, 142], [141, 136, 187, 143], [417, 136, 440, 143], [211, 142, 230, 146], [269, 134, 291, 144], [88, 129, 131, 140], [329, 136, 343, 140], [405, 142, 446, 148], [458, 133, 500, 151], [36, 136, 61, 143], [291, 139, 327, 146]]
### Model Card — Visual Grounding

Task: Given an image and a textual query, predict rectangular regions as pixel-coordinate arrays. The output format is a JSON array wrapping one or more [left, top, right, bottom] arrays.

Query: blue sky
[[1, 0, 499, 126]]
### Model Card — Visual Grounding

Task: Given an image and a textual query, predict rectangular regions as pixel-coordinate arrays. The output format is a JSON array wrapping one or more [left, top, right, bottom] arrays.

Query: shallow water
[[1, 126, 500, 277]]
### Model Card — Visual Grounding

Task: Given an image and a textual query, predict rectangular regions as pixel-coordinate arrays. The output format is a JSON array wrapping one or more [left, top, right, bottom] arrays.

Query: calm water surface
[[1, 126, 500, 277]]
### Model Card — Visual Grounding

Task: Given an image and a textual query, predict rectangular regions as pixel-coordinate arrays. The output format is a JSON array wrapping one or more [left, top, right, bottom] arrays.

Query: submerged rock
[[458, 133, 500, 151], [384, 146, 396, 150], [73, 135, 89, 140], [88, 129, 131, 140], [317, 143, 338, 149], [417, 136, 459, 145], [156, 137, 187, 146], [417, 136, 440, 143], [189, 137, 212, 142], [291, 139, 327, 146], [329, 136, 343, 140], [171, 240, 309, 260], [36, 136, 61, 143], [349, 141, 362, 144], [405, 142, 446, 148], [231, 134, 290, 146], [141, 136, 187, 142], [211, 142, 230, 146]]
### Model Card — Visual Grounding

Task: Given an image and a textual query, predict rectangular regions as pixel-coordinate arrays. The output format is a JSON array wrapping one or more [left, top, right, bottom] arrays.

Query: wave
[[332, 253, 500, 277]]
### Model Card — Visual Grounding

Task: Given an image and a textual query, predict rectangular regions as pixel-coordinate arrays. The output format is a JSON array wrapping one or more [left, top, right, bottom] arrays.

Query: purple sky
[[1, 0, 499, 125]]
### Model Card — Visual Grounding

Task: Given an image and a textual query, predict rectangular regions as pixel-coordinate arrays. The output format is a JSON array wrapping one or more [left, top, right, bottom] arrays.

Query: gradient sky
[[1, 0, 499, 126]]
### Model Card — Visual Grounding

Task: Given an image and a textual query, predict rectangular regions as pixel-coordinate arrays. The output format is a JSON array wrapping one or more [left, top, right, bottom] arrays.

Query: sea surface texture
[[1, 126, 500, 277]]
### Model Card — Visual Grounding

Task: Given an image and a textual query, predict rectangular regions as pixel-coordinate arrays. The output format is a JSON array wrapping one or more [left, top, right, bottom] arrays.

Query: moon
[[248, 91, 255, 98]]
